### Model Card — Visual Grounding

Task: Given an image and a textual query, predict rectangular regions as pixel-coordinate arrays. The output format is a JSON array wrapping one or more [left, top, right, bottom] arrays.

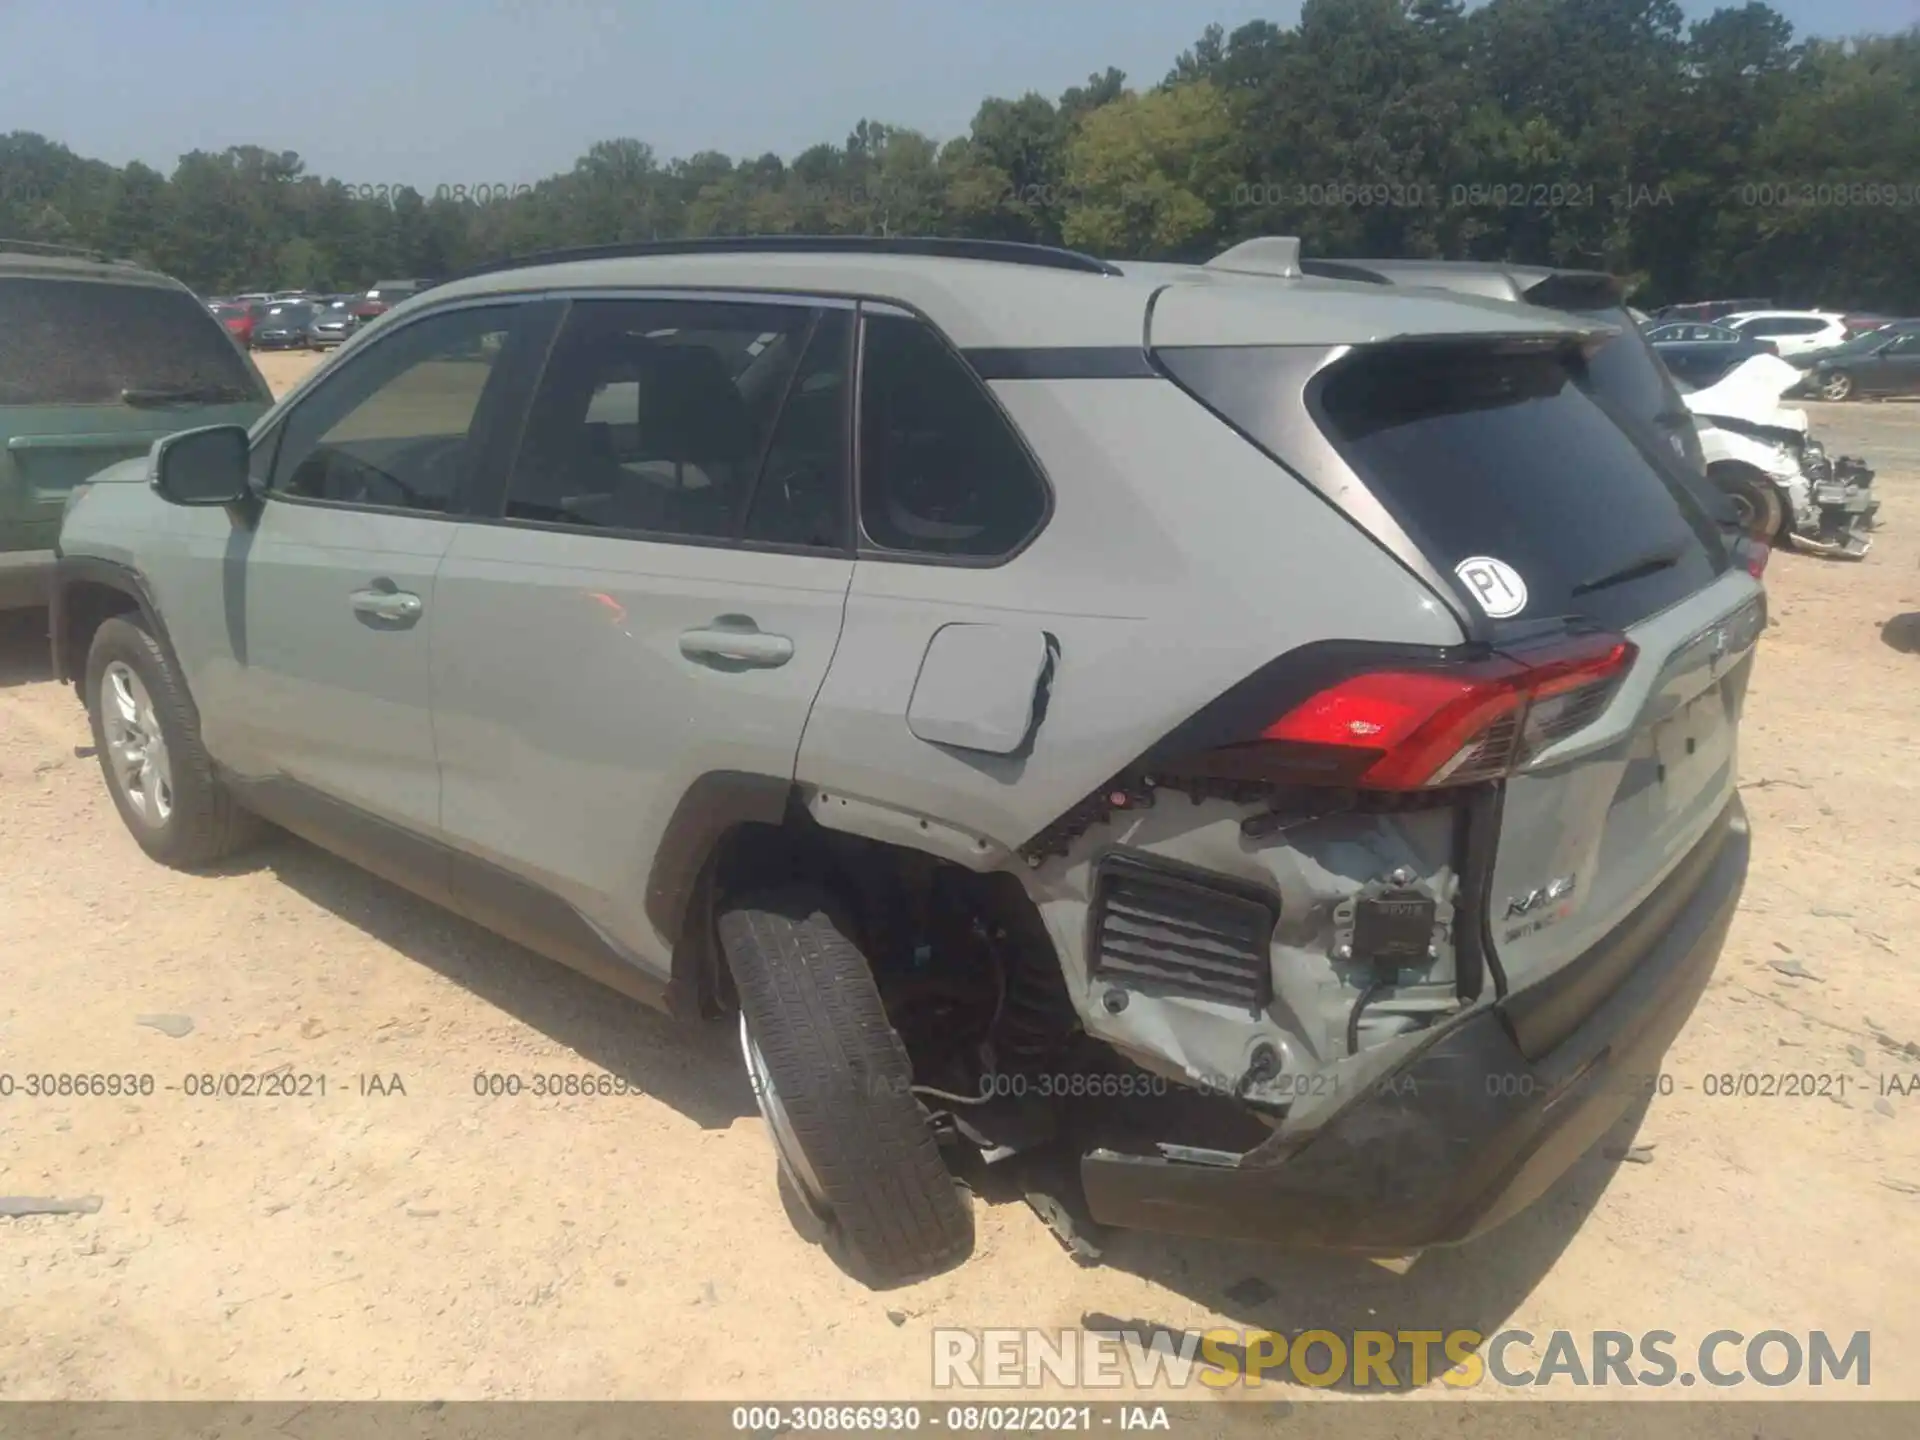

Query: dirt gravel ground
[[1, 350, 1917, 1405]]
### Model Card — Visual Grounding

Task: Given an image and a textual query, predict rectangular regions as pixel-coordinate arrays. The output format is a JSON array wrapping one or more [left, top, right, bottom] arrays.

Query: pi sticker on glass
[[1454, 556, 1528, 618]]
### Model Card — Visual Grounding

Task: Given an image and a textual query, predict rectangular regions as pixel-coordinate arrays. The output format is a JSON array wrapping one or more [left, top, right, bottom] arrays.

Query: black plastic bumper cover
[[1080, 795, 1749, 1253]]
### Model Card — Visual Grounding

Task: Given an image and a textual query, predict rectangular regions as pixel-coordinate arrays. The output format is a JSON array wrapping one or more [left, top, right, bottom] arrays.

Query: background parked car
[[251, 301, 317, 350], [210, 300, 258, 348], [1718, 310, 1851, 356], [0, 239, 272, 611], [351, 278, 432, 323], [307, 299, 361, 349], [1647, 322, 1780, 386], [1652, 298, 1775, 323], [1797, 320, 1920, 400]]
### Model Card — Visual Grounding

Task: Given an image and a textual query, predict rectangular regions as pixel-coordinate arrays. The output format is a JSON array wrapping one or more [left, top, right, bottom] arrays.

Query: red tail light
[[1252, 634, 1636, 790], [1734, 535, 1769, 578]]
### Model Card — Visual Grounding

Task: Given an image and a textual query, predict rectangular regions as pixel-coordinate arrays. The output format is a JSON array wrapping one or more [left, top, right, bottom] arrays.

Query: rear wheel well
[[60, 580, 142, 687], [686, 815, 1078, 1073], [1706, 460, 1788, 540]]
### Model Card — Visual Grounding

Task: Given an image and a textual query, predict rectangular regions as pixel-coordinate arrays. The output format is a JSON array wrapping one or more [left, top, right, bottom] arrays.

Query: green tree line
[[3, 0, 1916, 308]]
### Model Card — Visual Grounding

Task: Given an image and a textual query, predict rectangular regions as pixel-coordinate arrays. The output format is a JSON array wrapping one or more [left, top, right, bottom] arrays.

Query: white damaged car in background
[[1685, 352, 1880, 557]]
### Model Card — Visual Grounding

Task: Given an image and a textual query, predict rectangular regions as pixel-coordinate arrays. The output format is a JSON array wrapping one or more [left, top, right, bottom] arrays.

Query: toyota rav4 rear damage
[[851, 284, 1756, 1260], [55, 234, 1754, 1287]]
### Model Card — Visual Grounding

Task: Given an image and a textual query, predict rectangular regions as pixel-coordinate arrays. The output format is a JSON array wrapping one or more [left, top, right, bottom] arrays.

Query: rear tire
[[85, 615, 258, 869], [718, 884, 974, 1288]]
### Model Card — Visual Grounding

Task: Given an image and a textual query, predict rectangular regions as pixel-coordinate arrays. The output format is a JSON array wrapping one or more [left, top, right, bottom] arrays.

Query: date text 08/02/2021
[[730, 1406, 1170, 1433], [811, 1067, 1901, 1105], [339, 183, 535, 205]]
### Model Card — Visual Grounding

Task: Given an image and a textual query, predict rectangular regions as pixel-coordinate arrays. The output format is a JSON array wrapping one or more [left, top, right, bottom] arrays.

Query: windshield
[[264, 305, 315, 326], [1831, 328, 1895, 352], [0, 277, 268, 406]]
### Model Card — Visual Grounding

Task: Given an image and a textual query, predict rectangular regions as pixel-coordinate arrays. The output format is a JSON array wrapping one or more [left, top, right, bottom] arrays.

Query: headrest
[[628, 344, 758, 463]]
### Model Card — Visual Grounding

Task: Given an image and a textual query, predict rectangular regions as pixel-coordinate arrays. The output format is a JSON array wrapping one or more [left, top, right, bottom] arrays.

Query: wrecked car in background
[[1687, 353, 1879, 557]]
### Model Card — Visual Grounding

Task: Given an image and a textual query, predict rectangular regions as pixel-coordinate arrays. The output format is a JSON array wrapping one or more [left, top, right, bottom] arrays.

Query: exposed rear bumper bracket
[[1080, 795, 1748, 1252]]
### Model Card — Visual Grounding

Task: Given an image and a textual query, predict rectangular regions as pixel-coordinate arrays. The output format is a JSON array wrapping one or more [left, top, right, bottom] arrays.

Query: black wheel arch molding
[[50, 554, 188, 699]]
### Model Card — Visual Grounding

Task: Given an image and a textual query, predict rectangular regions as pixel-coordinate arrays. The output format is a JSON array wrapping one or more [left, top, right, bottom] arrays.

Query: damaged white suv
[[52, 235, 1758, 1286]]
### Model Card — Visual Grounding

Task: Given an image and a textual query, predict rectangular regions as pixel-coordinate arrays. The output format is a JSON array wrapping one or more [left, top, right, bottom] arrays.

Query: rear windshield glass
[[1564, 306, 1726, 520], [1568, 308, 1676, 425], [1314, 344, 1726, 631], [1158, 342, 1727, 633], [0, 278, 267, 406]]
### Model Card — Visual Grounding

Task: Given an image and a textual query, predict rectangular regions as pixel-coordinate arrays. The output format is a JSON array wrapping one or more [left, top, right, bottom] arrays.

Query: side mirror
[[150, 425, 252, 507]]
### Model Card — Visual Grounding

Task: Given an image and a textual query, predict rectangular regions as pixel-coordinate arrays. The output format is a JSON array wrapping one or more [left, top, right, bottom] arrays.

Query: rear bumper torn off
[[1080, 796, 1748, 1252]]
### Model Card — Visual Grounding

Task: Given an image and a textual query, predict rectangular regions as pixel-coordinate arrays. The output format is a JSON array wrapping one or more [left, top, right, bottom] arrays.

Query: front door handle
[[679, 622, 793, 669], [350, 587, 423, 624]]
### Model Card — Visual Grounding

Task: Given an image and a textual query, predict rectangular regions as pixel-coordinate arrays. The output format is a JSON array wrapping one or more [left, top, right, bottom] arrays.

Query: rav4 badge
[[1505, 873, 1578, 919]]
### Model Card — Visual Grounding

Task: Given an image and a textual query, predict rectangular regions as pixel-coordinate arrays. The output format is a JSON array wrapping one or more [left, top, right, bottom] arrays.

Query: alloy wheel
[[101, 661, 173, 825]]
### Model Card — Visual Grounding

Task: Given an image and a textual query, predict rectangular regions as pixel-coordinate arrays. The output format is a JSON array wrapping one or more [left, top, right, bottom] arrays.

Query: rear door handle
[[350, 587, 423, 623], [679, 623, 793, 668]]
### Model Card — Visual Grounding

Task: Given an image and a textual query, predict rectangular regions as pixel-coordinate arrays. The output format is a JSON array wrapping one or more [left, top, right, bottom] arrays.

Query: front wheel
[[85, 615, 257, 868], [1712, 465, 1786, 543], [1818, 370, 1855, 401], [718, 884, 974, 1288]]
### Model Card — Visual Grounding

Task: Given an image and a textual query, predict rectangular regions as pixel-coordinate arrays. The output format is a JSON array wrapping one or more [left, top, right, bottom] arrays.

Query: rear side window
[[0, 277, 267, 406], [1738, 317, 1824, 337], [1312, 345, 1725, 631], [857, 312, 1048, 560], [503, 296, 843, 547]]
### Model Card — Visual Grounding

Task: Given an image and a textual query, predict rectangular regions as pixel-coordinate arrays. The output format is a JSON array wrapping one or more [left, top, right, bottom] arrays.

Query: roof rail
[[1205, 236, 1302, 279], [0, 236, 136, 266], [447, 234, 1124, 282]]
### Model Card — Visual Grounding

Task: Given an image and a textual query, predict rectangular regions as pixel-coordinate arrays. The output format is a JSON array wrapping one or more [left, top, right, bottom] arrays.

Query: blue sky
[[3, 0, 1914, 189]]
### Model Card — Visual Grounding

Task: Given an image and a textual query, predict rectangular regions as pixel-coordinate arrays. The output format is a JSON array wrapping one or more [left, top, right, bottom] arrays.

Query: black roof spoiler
[[1206, 237, 1628, 310]]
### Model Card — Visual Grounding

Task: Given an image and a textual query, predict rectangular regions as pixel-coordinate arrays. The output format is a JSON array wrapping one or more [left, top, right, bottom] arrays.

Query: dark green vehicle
[[0, 241, 272, 611]]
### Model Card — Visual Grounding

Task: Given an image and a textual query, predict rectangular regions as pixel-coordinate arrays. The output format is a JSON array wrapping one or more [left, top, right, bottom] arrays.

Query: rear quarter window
[[0, 277, 267, 406], [856, 312, 1049, 560]]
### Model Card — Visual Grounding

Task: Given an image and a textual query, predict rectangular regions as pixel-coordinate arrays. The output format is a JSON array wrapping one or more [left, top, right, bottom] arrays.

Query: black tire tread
[[85, 614, 257, 869], [1712, 464, 1786, 542], [719, 885, 973, 1287]]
